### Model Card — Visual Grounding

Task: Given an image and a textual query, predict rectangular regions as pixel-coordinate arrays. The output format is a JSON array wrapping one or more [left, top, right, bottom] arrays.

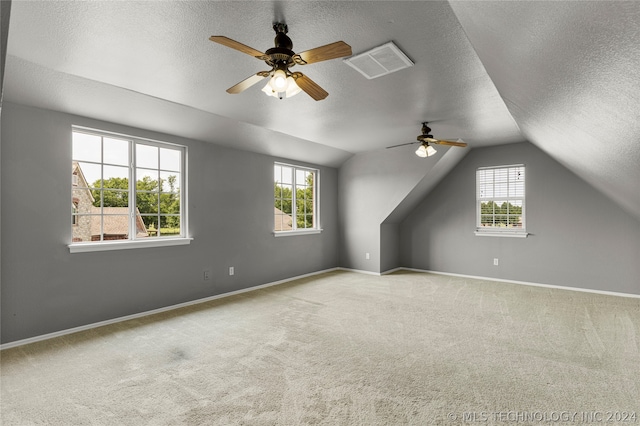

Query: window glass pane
[[281, 199, 292, 215], [102, 189, 129, 208], [73, 132, 101, 162], [274, 165, 282, 182], [160, 171, 180, 193], [296, 186, 306, 200], [480, 201, 494, 214], [140, 215, 158, 237], [137, 168, 159, 191], [134, 213, 151, 238], [136, 144, 158, 169], [137, 192, 159, 214], [103, 165, 129, 181], [480, 215, 494, 226], [281, 166, 293, 185], [100, 215, 130, 241], [73, 188, 95, 213], [160, 148, 181, 172], [103, 137, 129, 166], [78, 162, 102, 188], [507, 217, 522, 228], [296, 169, 306, 185], [72, 214, 100, 242], [304, 214, 314, 228], [160, 216, 181, 236], [160, 193, 180, 214], [508, 200, 523, 212]]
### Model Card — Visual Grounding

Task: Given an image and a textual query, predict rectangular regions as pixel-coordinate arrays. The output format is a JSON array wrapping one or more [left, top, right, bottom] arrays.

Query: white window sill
[[69, 237, 193, 253], [474, 231, 528, 238], [273, 229, 323, 237]]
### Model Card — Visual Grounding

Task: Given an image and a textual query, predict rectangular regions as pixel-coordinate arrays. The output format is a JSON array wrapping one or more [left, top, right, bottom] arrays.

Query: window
[[476, 164, 527, 237], [71, 127, 188, 251], [274, 163, 320, 235]]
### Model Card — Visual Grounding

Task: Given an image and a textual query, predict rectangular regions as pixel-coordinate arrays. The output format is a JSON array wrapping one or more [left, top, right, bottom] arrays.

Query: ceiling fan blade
[[386, 142, 419, 149], [226, 72, 269, 94], [429, 138, 468, 147], [292, 73, 328, 101], [209, 36, 265, 58], [293, 41, 352, 65]]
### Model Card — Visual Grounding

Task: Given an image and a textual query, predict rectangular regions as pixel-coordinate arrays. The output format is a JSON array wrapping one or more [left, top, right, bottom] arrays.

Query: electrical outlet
[[203, 269, 211, 281], [493, 258, 499, 266], [366, 252, 370, 260], [229, 266, 234, 276]]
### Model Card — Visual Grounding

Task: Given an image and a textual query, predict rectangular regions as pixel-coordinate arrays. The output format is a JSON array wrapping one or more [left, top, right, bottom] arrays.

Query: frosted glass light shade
[[415, 143, 437, 157], [262, 77, 302, 99]]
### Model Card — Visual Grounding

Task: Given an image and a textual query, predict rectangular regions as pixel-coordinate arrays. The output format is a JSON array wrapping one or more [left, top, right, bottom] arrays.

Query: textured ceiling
[[449, 1, 640, 220], [4, 1, 521, 164], [4, 1, 640, 219]]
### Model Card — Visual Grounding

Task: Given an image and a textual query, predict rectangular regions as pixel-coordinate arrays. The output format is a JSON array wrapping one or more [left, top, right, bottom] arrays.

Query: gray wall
[[1, 102, 339, 343], [338, 146, 449, 273], [399, 142, 640, 295], [380, 223, 400, 273]]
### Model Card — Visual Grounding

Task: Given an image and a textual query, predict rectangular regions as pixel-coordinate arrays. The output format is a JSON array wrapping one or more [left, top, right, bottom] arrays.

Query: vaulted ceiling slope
[[449, 1, 640, 221], [3, 1, 640, 220]]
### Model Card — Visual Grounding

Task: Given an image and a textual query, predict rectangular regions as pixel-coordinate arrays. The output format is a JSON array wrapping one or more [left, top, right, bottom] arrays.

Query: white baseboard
[[0, 267, 341, 351], [335, 267, 381, 276], [401, 267, 640, 299], [4, 266, 636, 350], [335, 267, 403, 276]]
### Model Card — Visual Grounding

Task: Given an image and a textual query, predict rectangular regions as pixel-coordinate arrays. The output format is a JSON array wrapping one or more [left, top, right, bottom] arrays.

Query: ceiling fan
[[387, 122, 468, 157], [209, 23, 352, 101]]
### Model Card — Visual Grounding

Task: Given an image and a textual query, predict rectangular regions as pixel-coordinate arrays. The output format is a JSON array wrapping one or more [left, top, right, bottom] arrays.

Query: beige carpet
[[1, 270, 639, 425]]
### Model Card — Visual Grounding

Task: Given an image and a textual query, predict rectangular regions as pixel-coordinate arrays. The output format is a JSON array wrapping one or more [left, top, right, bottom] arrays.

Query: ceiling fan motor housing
[[266, 23, 295, 69]]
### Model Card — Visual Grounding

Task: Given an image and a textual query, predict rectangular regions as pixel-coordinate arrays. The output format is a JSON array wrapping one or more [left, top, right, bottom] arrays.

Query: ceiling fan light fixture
[[269, 68, 289, 91], [415, 143, 437, 158], [262, 76, 301, 99]]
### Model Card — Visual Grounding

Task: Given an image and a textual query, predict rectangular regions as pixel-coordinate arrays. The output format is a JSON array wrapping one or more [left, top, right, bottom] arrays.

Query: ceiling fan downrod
[[421, 122, 433, 138]]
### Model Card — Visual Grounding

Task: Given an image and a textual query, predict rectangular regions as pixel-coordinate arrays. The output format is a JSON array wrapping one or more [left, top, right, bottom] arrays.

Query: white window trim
[[273, 229, 323, 237], [69, 126, 189, 252], [475, 164, 527, 238], [69, 237, 193, 253], [273, 162, 321, 235], [474, 231, 528, 238]]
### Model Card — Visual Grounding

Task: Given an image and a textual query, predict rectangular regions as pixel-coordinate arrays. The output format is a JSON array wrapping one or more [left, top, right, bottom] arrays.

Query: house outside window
[[274, 163, 320, 235], [476, 164, 527, 237], [71, 128, 187, 248]]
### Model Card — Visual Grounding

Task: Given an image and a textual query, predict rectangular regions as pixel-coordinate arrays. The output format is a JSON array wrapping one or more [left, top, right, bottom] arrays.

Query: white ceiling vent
[[344, 41, 414, 79]]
